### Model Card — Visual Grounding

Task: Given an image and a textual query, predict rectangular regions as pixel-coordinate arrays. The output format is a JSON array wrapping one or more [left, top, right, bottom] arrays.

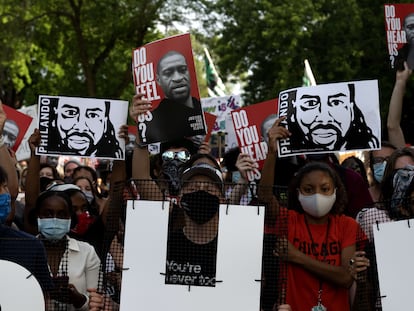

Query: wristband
[[0, 135, 4, 148]]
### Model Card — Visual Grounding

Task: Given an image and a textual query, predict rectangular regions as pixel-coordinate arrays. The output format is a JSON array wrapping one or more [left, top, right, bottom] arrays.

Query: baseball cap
[[160, 138, 198, 156], [181, 163, 224, 190]]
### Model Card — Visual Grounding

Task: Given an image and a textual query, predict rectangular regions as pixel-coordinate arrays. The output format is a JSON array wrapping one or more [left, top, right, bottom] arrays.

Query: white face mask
[[83, 191, 94, 204], [298, 190, 336, 218]]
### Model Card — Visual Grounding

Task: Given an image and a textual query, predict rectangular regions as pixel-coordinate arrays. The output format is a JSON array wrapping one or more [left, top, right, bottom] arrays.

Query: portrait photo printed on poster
[[1, 104, 33, 153], [36, 95, 128, 160], [385, 3, 414, 70], [231, 99, 278, 182], [132, 34, 206, 145], [3, 119, 19, 149], [277, 80, 381, 157]]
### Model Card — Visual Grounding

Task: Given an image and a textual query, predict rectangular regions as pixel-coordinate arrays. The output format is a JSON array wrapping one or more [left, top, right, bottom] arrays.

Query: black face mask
[[40, 177, 54, 192], [162, 160, 183, 196], [181, 190, 220, 225]]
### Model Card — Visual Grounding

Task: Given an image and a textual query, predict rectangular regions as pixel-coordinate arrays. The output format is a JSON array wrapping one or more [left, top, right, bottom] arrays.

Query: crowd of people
[[1, 60, 414, 311]]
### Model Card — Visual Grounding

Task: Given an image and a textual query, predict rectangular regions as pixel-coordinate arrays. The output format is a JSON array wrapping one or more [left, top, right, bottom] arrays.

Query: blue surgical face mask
[[373, 161, 387, 183], [232, 171, 242, 183], [37, 218, 71, 240], [0, 193, 11, 224]]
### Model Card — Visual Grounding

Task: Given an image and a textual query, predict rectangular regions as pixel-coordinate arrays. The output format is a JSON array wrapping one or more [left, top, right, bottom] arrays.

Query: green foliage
[[0, 0, 170, 107], [202, 0, 405, 140], [0, 0, 411, 142]]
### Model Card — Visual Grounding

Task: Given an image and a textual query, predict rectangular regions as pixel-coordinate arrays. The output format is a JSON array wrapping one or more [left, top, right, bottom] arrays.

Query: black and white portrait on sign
[[36, 95, 128, 160], [277, 80, 381, 157]]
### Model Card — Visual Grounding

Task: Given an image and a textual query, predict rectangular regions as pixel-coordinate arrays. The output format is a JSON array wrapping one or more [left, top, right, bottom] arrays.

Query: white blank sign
[[120, 200, 265, 311], [0, 259, 45, 310], [373, 219, 414, 310]]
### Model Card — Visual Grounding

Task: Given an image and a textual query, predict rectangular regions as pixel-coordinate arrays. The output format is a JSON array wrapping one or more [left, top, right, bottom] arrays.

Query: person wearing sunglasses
[[161, 150, 191, 162], [129, 93, 213, 200], [165, 162, 224, 287], [158, 147, 191, 196]]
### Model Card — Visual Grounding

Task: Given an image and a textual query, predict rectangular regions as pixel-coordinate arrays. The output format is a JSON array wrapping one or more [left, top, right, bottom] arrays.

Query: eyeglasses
[[373, 156, 389, 164], [162, 150, 191, 163]]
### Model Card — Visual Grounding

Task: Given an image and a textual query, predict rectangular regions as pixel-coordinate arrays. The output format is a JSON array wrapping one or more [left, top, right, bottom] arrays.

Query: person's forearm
[[23, 152, 41, 234], [258, 151, 277, 202], [101, 160, 126, 228], [131, 143, 151, 180], [132, 144, 164, 200], [289, 246, 354, 288], [258, 151, 280, 224], [388, 79, 407, 148], [0, 143, 18, 199]]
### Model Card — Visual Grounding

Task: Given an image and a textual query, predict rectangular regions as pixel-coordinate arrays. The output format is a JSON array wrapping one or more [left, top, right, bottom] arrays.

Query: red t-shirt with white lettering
[[286, 211, 362, 311]]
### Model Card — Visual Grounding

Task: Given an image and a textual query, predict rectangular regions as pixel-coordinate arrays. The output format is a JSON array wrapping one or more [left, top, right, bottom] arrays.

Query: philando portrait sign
[[277, 80, 381, 157], [36, 95, 128, 160]]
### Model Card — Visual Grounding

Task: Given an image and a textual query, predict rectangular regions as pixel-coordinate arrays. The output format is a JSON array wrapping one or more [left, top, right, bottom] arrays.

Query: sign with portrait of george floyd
[[384, 3, 414, 70], [16, 104, 38, 161], [36, 95, 128, 160], [277, 80, 381, 157], [1, 104, 33, 153], [132, 33, 206, 145], [231, 99, 278, 182]]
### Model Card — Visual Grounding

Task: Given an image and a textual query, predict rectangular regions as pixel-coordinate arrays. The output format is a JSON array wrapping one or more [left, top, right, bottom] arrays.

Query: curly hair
[[287, 162, 348, 215]]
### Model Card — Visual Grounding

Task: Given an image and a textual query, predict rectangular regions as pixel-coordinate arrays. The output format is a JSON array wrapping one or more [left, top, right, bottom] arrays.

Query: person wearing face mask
[[129, 94, 212, 201], [34, 190, 100, 311], [73, 176, 100, 210], [39, 163, 62, 192], [63, 159, 81, 184], [258, 117, 369, 311], [0, 173, 11, 224], [0, 166, 53, 299], [165, 162, 224, 287], [45, 183, 109, 262], [304, 153, 373, 219], [365, 142, 397, 202], [146, 138, 197, 198], [357, 147, 414, 237], [358, 164, 414, 242]]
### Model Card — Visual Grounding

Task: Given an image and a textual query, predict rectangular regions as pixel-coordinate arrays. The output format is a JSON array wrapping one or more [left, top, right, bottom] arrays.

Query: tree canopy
[[0, 0, 169, 106], [1, 0, 414, 142], [205, 0, 410, 141]]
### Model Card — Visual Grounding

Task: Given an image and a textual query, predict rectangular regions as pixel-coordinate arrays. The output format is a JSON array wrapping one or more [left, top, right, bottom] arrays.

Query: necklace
[[304, 217, 330, 310]]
